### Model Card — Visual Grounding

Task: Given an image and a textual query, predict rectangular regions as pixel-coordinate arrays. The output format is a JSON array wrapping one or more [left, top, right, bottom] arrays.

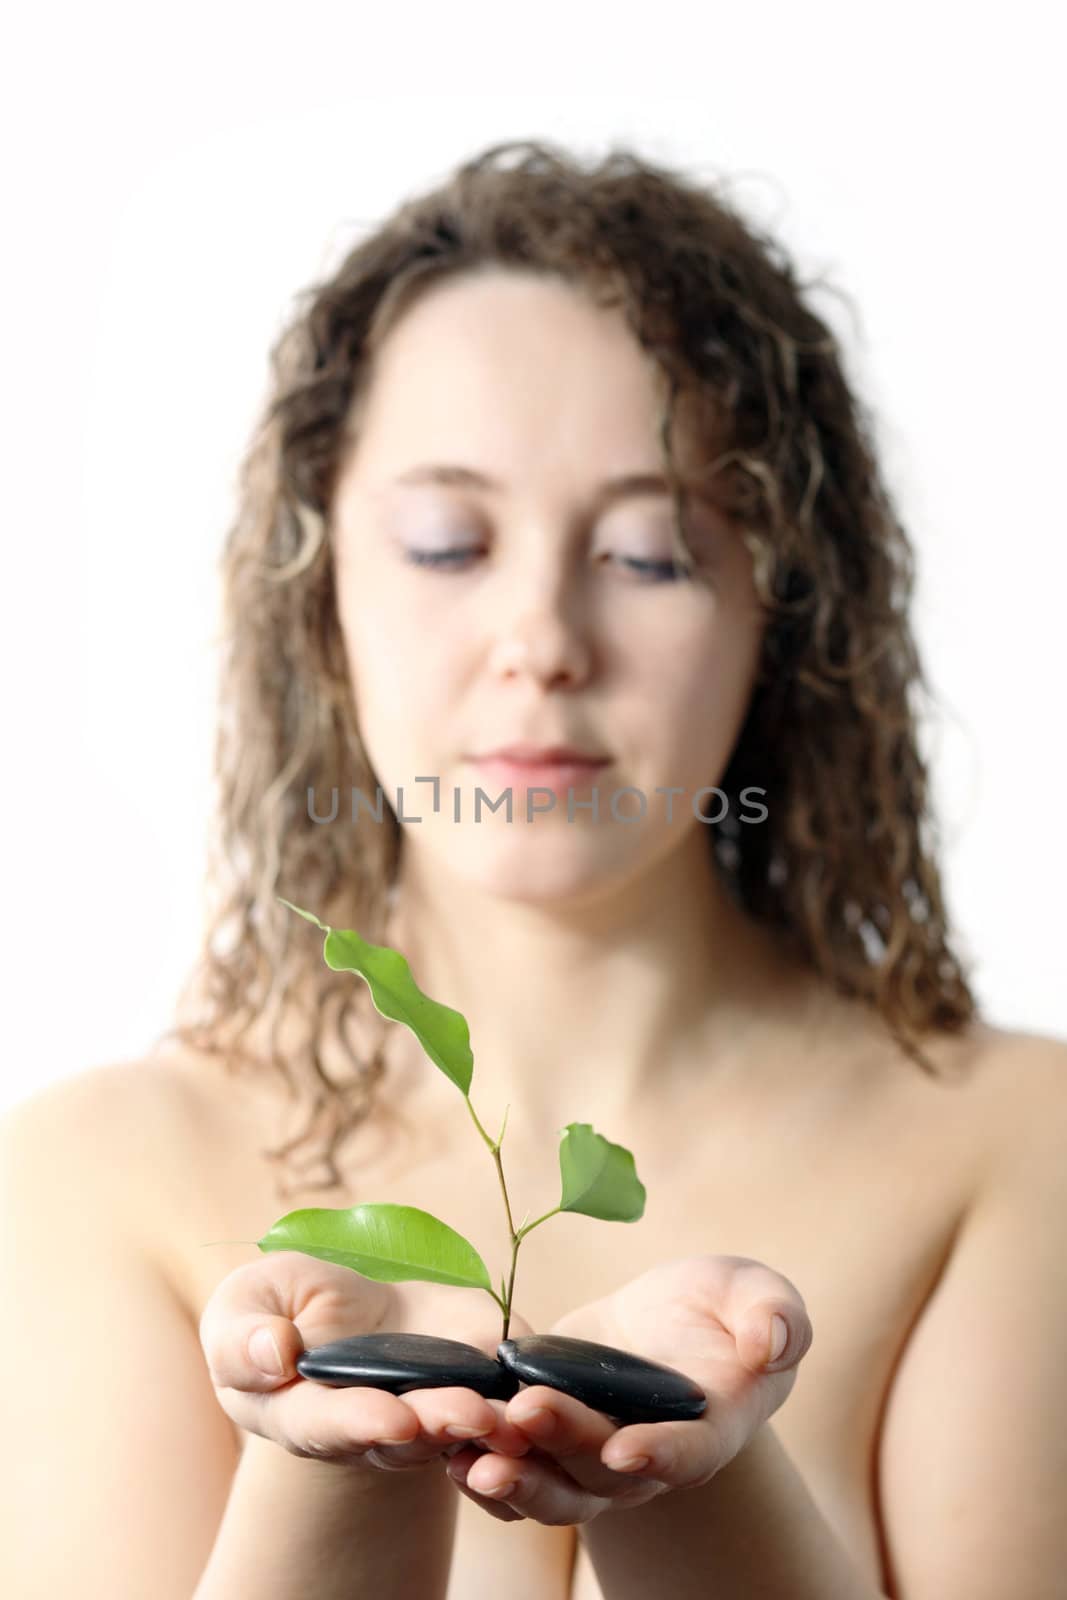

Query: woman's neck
[[380, 830, 817, 1143]]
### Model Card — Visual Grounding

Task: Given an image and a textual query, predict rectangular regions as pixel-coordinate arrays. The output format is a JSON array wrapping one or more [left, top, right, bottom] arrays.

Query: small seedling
[[253, 898, 647, 1341]]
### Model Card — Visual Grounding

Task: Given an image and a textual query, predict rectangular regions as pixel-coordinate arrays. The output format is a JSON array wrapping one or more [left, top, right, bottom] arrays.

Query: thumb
[[202, 1314, 303, 1393], [742, 1305, 813, 1374], [248, 1320, 301, 1383]]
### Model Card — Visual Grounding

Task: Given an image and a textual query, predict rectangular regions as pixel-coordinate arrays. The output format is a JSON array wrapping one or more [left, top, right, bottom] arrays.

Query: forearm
[[193, 1433, 456, 1600], [579, 1424, 886, 1600]]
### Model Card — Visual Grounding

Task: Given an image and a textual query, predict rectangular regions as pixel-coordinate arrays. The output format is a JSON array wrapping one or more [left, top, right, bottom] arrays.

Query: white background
[[2, 3, 1064, 1112]]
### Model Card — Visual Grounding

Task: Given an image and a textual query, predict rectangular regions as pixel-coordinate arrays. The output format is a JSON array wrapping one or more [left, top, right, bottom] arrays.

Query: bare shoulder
[[911, 1015, 1067, 1189], [953, 1020, 1067, 1163], [843, 1003, 1067, 1149], [991, 1021, 1067, 1090], [1, 1049, 196, 1149], [793, 1000, 1067, 1232], [0, 1048, 212, 1254]]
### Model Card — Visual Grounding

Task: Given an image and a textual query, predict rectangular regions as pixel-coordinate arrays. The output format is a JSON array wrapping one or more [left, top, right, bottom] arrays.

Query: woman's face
[[330, 266, 766, 905]]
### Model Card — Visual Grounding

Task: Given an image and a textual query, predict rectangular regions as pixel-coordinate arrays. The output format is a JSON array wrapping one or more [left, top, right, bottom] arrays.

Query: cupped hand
[[199, 1250, 534, 1476], [444, 1254, 813, 1525]]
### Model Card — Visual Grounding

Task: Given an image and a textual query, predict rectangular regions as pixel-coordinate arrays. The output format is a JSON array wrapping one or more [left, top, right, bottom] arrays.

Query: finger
[[200, 1301, 304, 1396], [660, 1253, 813, 1376], [456, 1401, 537, 1459], [391, 1386, 500, 1442], [600, 1414, 722, 1490], [369, 1389, 533, 1470], [198, 1251, 391, 1394], [449, 1434, 666, 1524], [462, 1445, 616, 1526], [738, 1300, 814, 1374], [445, 1449, 525, 1522], [718, 1258, 814, 1373], [260, 1380, 437, 1464], [504, 1385, 650, 1499], [201, 1296, 425, 1458]]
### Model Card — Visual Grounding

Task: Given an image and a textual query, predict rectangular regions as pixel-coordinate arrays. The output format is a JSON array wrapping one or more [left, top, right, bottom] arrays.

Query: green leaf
[[277, 898, 473, 1095], [257, 1202, 493, 1292], [558, 1122, 646, 1222]]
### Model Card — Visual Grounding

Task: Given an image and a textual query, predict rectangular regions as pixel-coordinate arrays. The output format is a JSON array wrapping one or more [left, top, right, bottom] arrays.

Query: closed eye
[[402, 548, 693, 583]]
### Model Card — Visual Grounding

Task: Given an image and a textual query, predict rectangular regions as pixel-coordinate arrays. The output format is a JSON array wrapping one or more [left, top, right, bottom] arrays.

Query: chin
[[447, 833, 641, 908]]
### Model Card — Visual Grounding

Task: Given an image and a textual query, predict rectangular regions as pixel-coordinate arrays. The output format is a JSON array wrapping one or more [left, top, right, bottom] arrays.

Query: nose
[[487, 566, 594, 690]]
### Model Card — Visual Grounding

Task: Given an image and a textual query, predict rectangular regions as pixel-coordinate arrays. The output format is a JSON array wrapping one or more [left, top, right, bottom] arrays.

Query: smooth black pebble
[[297, 1331, 521, 1399], [497, 1334, 707, 1425]]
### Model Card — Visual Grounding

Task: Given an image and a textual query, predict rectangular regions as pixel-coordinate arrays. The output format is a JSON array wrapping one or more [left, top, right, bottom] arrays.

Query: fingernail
[[614, 1454, 650, 1473], [768, 1314, 789, 1363], [446, 1423, 490, 1439], [250, 1327, 284, 1376], [514, 1406, 554, 1433], [483, 1478, 519, 1498]]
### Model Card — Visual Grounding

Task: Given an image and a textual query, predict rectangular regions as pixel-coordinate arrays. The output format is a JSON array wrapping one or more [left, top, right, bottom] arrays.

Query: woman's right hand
[[199, 1249, 535, 1478]]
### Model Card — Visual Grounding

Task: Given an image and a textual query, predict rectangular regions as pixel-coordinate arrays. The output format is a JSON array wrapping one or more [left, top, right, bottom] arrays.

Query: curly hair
[[157, 136, 977, 1206]]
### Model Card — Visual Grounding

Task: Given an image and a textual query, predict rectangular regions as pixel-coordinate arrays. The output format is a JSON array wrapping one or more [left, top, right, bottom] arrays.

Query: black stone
[[497, 1334, 707, 1425], [297, 1332, 521, 1399]]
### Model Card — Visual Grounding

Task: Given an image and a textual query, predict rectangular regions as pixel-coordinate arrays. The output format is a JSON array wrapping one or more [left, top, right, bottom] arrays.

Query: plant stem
[[515, 1206, 562, 1242], [464, 1095, 498, 1152], [501, 1228, 521, 1341], [489, 1140, 520, 1338], [486, 1283, 508, 1316], [463, 1095, 527, 1340]]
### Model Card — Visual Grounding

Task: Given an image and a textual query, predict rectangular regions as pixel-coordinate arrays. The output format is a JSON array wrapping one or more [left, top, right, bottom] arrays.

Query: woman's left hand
[[444, 1254, 813, 1525]]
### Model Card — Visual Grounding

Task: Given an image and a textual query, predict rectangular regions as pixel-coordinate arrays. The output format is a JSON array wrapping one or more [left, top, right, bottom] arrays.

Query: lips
[[468, 750, 610, 798], [472, 743, 608, 765]]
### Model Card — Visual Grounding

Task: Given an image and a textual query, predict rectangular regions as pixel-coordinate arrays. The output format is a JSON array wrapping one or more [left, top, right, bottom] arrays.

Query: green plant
[[255, 899, 647, 1341]]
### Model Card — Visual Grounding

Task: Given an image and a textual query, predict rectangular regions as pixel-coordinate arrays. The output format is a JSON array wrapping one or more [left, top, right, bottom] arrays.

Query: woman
[[3, 139, 1063, 1599]]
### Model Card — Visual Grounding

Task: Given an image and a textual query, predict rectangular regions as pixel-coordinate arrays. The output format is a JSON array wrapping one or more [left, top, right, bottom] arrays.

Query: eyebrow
[[389, 462, 721, 512]]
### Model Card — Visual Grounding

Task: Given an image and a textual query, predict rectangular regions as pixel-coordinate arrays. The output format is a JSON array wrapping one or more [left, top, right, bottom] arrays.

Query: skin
[[208, 1252, 811, 1530], [442, 1257, 812, 1526], [316, 265, 821, 1533], [330, 265, 815, 1143], [201, 1253, 542, 1467]]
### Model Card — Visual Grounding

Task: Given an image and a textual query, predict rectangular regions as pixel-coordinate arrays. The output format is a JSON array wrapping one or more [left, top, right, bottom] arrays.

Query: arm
[[580, 1040, 1067, 1600], [577, 1421, 884, 1600], [873, 1040, 1067, 1599], [194, 1431, 455, 1598], [0, 1066, 456, 1600], [447, 1253, 877, 1593]]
